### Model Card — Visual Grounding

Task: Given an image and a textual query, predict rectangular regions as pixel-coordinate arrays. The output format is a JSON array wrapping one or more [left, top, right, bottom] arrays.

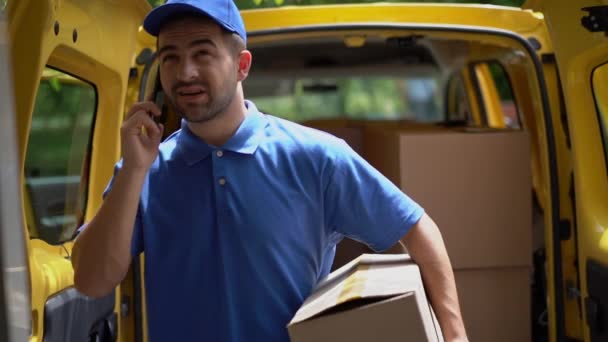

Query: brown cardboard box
[[362, 128, 532, 269], [303, 119, 364, 154], [304, 121, 429, 271], [288, 254, 443, 342], [455, 267, 532, 342], [331, 238, 407, 271]]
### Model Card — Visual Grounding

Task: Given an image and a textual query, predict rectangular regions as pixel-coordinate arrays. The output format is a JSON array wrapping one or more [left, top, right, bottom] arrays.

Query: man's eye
[[195, 50, 210, 57], [162, 55, 177, 63]]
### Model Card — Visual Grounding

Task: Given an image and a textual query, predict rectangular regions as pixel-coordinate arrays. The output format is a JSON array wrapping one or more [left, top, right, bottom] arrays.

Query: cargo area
[[241, 30, 544, 341], [302, 119, 533, 342]]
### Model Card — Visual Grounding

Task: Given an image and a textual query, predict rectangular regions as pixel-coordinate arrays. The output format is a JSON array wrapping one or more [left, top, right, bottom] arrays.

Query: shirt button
[[216, 150, 224, 157], [218, 178, 226, 186]]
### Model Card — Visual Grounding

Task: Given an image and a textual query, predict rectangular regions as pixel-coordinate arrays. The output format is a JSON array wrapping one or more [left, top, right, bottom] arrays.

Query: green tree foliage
[[148, 0, 524, 9], [27, 70, 96, 177], [148, 0, 165, 7]]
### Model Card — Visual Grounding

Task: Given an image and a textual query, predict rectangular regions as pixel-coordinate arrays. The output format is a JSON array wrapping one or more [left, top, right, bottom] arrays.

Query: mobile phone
[[153, 89, 168, 126], [152, 69, 168, 126]]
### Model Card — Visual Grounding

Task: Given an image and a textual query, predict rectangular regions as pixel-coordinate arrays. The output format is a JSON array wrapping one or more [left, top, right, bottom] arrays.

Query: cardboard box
[[455, 267, 532, 342], [288, 254, 443, 342], [331, 238, 407, 272], [303, 119, 364, 154], [362, 128, 532, 269]]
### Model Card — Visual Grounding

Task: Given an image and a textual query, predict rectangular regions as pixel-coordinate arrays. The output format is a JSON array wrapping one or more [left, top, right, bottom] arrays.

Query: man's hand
[[121, 101, 164, 171]]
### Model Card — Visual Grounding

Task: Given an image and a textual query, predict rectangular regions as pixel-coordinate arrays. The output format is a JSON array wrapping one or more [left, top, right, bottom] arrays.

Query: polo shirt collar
[[176, 100, 268, 166]]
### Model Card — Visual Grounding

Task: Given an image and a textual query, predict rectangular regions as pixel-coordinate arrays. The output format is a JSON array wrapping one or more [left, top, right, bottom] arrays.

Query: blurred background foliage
[[148, 0, 524, 8], [21, 0, 523, 245]]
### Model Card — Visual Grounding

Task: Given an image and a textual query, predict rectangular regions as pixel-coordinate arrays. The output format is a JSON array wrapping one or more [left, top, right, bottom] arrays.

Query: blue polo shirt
[[103, 101, 424, 342]]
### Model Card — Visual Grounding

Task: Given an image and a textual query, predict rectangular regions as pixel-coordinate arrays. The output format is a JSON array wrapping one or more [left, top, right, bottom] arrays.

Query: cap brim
[[144, 3, 215, 36]]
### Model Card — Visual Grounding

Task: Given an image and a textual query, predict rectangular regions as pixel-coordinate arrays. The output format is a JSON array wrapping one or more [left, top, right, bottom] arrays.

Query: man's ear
[[237, 49, 252, 82]]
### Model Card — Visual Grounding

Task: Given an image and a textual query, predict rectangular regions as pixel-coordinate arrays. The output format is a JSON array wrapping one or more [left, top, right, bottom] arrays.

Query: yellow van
[[4, 0, 607, 341]]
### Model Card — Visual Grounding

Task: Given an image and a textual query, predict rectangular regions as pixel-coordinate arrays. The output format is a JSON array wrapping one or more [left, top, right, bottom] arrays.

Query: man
[[72, 0, 468, 341]]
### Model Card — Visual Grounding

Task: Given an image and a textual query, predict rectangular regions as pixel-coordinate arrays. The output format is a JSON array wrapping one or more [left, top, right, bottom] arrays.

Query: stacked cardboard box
[[362, 126, 533, 342]]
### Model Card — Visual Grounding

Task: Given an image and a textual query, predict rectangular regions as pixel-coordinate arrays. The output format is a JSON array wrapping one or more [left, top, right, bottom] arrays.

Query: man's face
[[157, 16, 239, 123]]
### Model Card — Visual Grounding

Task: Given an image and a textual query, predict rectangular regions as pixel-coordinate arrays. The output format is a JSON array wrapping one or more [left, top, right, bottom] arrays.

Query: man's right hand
[[121, 101, 165, 171]]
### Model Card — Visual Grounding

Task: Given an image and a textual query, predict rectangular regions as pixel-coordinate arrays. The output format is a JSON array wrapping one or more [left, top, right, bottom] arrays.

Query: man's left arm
[[401, 213, 468, 342], [321, 139, 468, 341]]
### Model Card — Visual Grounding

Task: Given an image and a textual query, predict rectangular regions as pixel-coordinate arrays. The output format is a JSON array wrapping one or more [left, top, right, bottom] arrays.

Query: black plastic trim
[[558, 219, 571, 241], [590, 61, 608, 188], [581, 6, 608, 34], [248, 23, 564, 341], [542, 53, 557, 64], [586, 259, 608, 341], [43, 287, 115, 342]]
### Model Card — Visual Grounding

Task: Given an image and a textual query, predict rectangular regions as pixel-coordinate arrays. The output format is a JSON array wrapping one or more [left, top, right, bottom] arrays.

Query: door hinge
[[582, 6, 608, 35]]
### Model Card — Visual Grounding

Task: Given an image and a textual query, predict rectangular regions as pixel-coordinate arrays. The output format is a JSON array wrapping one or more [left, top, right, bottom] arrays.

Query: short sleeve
[[324, 140, 424, 252], [76, 159, 144, 257]]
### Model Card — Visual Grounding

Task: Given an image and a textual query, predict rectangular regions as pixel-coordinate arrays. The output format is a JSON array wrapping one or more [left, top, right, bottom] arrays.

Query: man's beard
[[171, 76, 237, 124]]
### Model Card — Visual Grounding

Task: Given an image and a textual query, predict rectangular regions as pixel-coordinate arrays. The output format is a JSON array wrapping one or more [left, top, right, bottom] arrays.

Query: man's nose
[[176, 58, 198, 81]]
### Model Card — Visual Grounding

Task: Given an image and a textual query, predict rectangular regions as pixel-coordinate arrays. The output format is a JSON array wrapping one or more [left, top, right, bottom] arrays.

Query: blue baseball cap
[[143, 0, 247, 44]]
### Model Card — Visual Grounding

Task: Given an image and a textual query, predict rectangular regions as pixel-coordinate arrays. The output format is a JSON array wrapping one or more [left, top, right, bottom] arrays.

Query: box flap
[[289, 254, 422, 324]]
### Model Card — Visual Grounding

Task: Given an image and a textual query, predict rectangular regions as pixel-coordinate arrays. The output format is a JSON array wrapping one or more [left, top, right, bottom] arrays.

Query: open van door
[[1, 6, 31, 342], [7, 0, 149, 340], [238, 3, 567, 342], [528, 1, 608, 341]]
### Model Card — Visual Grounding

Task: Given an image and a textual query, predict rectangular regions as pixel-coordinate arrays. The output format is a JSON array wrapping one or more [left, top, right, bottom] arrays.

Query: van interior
[[140, 29, 550, 341]]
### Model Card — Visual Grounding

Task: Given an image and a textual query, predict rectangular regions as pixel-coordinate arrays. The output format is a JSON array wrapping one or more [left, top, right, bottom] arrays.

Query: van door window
[[24, 67, 96, 244], [472, 61, 521, 129], [246, 76, 443, 122], [445, 73, 473, 125]]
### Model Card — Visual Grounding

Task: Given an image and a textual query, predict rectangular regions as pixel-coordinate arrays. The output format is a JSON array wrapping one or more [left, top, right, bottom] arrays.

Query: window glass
[[472, 61, 521, 129], [245, 76, 443, 122], [488, 62, 521, 128], [24, 67, 96, 244]]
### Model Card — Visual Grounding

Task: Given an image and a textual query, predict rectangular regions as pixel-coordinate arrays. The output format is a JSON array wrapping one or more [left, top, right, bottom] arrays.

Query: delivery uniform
[[103, 100, 424, 341]]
